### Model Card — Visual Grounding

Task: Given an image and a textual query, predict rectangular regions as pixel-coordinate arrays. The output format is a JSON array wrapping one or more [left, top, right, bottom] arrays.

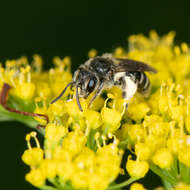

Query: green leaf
[[149, 162, 177, 186], [179, 162, 190, 183], [162, 179, 173, 190]]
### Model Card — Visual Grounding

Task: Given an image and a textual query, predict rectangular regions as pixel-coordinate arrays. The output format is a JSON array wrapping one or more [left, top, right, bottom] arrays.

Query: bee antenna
[[76, 86, 83, 112], [50, 82, 74, 104]]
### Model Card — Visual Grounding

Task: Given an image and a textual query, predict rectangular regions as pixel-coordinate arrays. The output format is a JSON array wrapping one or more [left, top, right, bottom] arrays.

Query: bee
[[51, 54, 157, 111]]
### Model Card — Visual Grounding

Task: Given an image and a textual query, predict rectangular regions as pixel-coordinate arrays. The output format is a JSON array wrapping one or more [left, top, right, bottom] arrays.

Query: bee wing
[[113, 58, 157, 73]]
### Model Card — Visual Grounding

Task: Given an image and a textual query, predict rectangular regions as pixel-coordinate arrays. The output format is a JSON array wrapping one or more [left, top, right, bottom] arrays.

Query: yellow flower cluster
[[1, 31, 190, 189], [0, 55, 72, 101], [22, 130, 122, 190]]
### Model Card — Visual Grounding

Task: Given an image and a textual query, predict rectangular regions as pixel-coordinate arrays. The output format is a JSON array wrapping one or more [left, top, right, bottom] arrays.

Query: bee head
[[73, 68, 98, 99]]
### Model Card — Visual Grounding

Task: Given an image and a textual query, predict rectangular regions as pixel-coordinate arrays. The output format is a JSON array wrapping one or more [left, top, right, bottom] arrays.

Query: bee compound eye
[[87, 78, 97, 93]]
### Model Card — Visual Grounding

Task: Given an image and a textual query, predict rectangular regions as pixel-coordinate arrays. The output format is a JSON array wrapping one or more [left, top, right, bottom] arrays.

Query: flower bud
[[48, 100, 65, 116], [85, 110, 102, 129], [25, 169, 45, 187], [40, 160, 57, 179], [135, 142, 151, 161], [22, 148, 44, 167], [127, 102, 150, 121], [14, 82, 36, 100], [101, 107, 122, 132], [178, 147, 190, 167], [126, 156, 149, 178], [152, 148, 173, 169], [45, 123, 67, 142], [130, 183, 147, 190]]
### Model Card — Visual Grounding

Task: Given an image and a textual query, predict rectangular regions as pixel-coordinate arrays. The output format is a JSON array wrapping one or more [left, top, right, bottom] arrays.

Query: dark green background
[[0, 0, 189, 189]]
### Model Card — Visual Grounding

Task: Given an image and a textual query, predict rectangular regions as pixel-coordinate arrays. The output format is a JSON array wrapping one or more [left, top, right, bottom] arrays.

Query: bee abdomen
[[137, 72, 150, 94]]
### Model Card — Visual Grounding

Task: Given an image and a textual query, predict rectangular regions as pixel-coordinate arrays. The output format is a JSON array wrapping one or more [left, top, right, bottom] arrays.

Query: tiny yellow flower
[[36, 82, 51, 99], [127, 124, 146, 143], [152, 148, 173, 169], [14, 82, 36, 100], [101, 107, 122, 132], [172, 182, 190, 190], [25, 168, 45, 187], [88, 174, 109, 190], [88, 49, 97, 58], [127, 102, 150, 121], [71, 171, 88, 190], [167, 133, 186, 154], [56, 161, 74, 180], [90, 96, 104, 111], [130, 182, 147, 190], [48, 99, 65, 117], [143, 115, 170, 137], [135, 142, 151, 161], [22, 148, 44, 167], [158, 95, 169, 114], [45, 123, 67, 142], [84, 110, 102, 129], [40, 159, 57, 179], [169, 105, 184, 122], [114, 47, 124, 57], [52, 147, 71, 161], [74, 147, 95, 169], [126, 155, 149, 178], [62, 130, 87, 156], [145, 135, 166, 153], [65, 99, 87, 118], [178, 147, 190, 167]]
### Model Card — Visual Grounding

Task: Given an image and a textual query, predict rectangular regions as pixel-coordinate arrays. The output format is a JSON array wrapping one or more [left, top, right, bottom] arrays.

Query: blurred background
[[1, 0, 190, 189]]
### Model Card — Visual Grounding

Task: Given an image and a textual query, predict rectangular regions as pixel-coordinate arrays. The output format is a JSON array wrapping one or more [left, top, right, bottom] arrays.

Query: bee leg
[[88, 82, 104, 108], [120, 76, 138, 108]]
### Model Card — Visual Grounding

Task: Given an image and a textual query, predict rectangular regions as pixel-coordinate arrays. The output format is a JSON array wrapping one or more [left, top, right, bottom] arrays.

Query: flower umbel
[[1, 31, 190, 190]]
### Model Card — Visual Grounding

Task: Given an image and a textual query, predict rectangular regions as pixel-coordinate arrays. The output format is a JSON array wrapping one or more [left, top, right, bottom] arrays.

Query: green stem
[[179, 162, 190, 183], [162, 179, 173, 190], [170, 156, 179, 178], [87, 129, 96, 150], [0, 105, 37, 127], [107, 178, 138, 190], [149, 162, 177, 185], [118, 139, 129, 149], [40, 185, 58, 190], [48, 178, 73, 190], [0, 105, 45, 135]]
